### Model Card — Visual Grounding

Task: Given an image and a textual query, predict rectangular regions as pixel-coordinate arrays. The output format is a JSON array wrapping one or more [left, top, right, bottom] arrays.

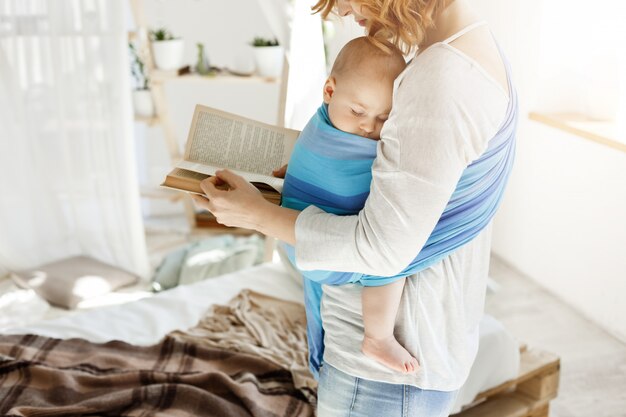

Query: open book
[[161, 105, 300, 205]]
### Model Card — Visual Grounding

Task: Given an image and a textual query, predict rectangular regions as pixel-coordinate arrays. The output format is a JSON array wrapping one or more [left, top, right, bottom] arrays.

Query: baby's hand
[[272, 164, 288, 178]]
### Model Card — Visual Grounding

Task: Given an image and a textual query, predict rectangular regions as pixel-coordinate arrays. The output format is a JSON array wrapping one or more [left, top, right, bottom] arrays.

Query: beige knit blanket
[[169, 289, 317, 404]]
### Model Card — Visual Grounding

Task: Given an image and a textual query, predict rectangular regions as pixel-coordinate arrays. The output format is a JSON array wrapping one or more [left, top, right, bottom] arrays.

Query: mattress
[[3, 261, 519, 413]]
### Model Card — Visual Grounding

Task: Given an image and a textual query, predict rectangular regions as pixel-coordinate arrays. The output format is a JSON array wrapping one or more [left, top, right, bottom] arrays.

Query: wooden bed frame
[[454, 345, 561, 417]]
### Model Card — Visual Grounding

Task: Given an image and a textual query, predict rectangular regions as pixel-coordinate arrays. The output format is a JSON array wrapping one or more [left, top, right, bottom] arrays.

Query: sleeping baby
[[278, 37, 419, 375]]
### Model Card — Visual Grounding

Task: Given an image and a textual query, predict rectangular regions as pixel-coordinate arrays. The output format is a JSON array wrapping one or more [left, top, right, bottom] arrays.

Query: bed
[[3, 261, 523, 414]]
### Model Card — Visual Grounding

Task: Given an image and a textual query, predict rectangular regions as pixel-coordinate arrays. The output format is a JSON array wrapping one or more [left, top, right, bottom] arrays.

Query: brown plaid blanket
[[0, 333, 313, 416], [169, 290, 316, 404]]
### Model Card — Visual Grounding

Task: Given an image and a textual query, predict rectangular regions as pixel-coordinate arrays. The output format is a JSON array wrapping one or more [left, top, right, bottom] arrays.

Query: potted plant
[[129, 42, 154, 117], [250, 36, 283, 78], [150, 27, 184, 70]]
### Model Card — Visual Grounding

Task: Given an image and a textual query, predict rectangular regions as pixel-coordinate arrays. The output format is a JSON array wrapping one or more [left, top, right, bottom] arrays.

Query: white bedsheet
[[3, 262, 519, 413]]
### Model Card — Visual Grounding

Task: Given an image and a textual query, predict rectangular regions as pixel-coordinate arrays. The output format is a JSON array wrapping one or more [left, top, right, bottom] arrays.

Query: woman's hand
[[272, 164, 288, 179], [190, 166, 300, 244], [190, 169, 270, 230]]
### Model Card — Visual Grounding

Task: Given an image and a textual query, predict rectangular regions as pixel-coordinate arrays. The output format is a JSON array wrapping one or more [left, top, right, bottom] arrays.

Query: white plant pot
[[132, 89, 155, 117], [152, 39, 185, 70], [252, 45, 284, 78]]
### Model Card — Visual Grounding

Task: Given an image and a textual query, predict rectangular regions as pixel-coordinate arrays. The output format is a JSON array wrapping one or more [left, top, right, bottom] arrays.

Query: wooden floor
[[487, 255, 626, 417]]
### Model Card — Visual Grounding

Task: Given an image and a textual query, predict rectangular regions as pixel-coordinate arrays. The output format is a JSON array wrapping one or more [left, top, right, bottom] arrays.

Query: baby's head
[[323, 37, 406, 140]]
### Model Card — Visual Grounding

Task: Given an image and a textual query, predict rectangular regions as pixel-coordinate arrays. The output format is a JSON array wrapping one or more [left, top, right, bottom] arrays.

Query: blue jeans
[[317, 362, 458, 417]]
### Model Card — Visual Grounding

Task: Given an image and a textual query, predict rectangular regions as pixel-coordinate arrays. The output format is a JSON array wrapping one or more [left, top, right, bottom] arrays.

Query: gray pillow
[[152, 234, 265, 292], [178, 234, 264, 286], [10, 255, 139, 309], [151, 246, 188, 292]]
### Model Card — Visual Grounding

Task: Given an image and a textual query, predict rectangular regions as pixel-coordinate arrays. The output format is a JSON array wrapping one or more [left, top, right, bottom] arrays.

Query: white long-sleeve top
[[294, 42, 510, 391]]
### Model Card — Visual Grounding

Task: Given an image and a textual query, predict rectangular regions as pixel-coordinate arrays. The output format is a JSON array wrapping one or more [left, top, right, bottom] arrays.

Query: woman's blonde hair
[[312, 0, 448, 54]]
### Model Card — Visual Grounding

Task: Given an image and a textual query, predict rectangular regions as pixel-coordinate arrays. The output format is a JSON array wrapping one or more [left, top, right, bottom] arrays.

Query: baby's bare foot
[[362, 335, 420, 374]]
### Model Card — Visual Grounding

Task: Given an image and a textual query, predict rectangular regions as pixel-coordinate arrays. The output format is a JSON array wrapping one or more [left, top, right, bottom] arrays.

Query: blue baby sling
[[281, 54, 518, 379]]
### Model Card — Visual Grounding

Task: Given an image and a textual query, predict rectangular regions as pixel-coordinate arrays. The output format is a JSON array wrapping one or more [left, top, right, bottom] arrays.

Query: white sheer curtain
[[257, 0, 327, 130], [257, 0, 291, 48], [284, 0, 327, 129], [0, 0, 149, 278]]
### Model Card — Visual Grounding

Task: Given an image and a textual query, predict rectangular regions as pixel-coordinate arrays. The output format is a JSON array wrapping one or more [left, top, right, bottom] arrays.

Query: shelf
[[529, 112, 626, 154], [134, 115, 159, 126], [150, 69, 279, 84]]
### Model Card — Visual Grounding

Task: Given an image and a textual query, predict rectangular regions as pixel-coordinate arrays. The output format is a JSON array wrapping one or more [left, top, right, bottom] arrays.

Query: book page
[[183, 105, 300, 177], [176, 160, 285, 193]]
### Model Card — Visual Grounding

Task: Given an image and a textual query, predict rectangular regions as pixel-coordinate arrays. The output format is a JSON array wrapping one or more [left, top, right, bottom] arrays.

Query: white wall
[[140, 0, 275, 72], [471, 0, 626, 342], [493, 121, 626, 342]]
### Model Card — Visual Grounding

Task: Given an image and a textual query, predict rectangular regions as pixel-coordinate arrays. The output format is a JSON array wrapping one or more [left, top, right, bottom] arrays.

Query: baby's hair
[[331, 37, 406, 82]]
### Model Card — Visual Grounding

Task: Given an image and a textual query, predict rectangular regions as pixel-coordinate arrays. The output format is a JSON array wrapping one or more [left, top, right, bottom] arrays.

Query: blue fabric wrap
[[281, 54, 518, 379]]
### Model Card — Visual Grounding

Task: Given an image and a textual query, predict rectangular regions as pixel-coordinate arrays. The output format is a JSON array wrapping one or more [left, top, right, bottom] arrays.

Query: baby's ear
[[322, 76, 336, 104]]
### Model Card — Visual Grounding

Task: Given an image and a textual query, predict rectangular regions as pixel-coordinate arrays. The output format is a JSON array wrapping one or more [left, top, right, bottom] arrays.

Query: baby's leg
[[361, 278, 419, 374]]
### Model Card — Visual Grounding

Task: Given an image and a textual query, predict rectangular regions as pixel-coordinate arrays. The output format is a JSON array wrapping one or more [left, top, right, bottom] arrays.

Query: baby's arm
[[361, 278, 419, 374]]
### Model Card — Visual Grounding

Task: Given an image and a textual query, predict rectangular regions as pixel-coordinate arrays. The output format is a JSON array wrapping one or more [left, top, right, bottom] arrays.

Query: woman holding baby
[[192, 0, 517, 415]]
